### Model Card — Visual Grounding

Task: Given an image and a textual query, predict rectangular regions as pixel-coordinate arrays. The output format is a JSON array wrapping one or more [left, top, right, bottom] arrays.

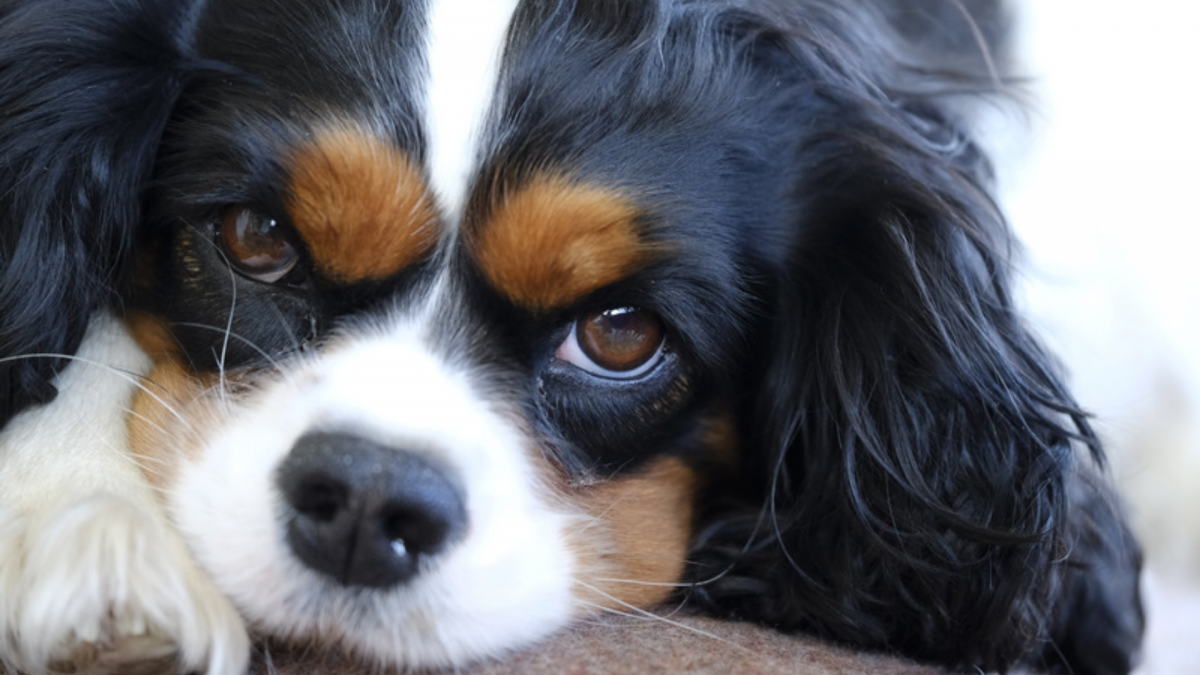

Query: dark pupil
[[250, 214, 274, 238], [239, 211, 278, 250]]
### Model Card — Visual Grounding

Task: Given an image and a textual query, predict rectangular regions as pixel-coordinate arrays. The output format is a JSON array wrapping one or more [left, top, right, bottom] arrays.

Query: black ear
[[0, 0, 193, 426], [690, 3, 1139, 672]]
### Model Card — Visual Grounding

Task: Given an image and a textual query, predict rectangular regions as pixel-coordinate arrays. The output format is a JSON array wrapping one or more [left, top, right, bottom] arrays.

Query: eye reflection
[[217, 206, 299, 283]]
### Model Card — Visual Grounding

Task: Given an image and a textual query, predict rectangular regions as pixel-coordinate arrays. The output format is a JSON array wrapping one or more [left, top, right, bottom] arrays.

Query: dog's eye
[[556, 307, 666, 379], [218, 206, 299, 283]]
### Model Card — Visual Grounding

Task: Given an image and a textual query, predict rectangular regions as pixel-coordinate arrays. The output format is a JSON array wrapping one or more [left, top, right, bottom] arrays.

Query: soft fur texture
[[1, 1, 1143, 674]]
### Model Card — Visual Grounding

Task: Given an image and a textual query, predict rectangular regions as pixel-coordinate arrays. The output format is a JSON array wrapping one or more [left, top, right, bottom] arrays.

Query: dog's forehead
[[231, 0, 662, 305], [421, 0, 519, 223], [419, 0, 659, 310]]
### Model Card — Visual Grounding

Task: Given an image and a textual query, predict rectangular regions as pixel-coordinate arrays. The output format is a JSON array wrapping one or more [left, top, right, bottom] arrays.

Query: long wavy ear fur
[[0, 0, 193, 426], [690, 1, 1141, 672]]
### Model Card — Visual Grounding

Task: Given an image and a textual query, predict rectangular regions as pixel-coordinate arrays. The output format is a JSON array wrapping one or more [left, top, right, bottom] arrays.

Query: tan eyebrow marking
[[469, 174, 657, 310], [285, 123, 438, 283]]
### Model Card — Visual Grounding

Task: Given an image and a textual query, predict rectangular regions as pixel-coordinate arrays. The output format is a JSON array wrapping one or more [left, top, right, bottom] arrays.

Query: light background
[[1006, 1, 1200, 670]]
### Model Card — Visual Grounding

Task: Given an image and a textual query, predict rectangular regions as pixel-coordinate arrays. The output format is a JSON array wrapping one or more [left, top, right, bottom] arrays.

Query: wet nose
[[276, 431, 467, 588]]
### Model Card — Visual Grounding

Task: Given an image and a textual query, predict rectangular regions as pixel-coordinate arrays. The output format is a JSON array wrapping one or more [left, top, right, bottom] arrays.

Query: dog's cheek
[[124, 314, 220, 490], [569, 456, 698, 609]]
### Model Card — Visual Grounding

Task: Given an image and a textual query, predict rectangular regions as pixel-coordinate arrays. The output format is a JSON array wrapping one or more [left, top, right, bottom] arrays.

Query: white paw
[[0, 493, 249, 675]]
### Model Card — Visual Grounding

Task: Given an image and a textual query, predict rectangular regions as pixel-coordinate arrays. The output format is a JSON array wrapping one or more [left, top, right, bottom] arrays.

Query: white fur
[[423, 0, 520, 223], [0, 314, 249, 675], [166, 288, 579, 668]]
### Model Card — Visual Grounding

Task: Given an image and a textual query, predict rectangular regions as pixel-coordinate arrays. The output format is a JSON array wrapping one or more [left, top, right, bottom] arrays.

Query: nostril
[[287, 476, 347, 523], [275, 431, 468, 589], [383, 505, 453, 558]]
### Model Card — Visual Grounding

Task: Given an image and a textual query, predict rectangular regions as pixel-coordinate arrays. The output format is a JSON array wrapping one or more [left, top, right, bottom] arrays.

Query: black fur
[[0, 0, 1143, 673], [0, 0, 195, 426], [680, 3, 1144, 672]]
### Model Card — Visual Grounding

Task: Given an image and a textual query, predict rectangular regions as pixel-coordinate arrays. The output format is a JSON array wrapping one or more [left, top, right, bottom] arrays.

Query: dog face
[[0, 0, 1145, 672], [121, 0, 771, 665]]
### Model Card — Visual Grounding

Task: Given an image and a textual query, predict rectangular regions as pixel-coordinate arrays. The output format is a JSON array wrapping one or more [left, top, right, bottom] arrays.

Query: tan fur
[[286, 122, 439, 283], [124, 312, 180, 360], [469, 174, 655, 311], [124, 314, 222, 489], [126, 359, 215, 490], [570, 457, 698, 609], [700, 410, 741, 472]]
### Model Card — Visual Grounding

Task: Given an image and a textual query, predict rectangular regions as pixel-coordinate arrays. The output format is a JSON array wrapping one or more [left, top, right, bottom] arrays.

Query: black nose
[[276, 431, 468, 589]]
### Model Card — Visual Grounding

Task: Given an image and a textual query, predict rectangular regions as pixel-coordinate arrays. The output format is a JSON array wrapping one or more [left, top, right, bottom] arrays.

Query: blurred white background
[[1005, 1, 1200, 670]]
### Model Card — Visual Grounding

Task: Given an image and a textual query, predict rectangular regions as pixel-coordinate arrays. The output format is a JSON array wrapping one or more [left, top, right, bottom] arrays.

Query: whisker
[[172, 322, 300, 388], [217, 244, 237, 397], [588, 577, 693, 589], [124, 462, 172, 488], [946, 0, 1002, 88], [124, 450, 171, 467], [183, 217, 309, 355], [258, 640, 278, 675], [175, 218, 238, 397], [0, 353, 195, 433], [572, 581, 749, 651], [179, 218, 305, 398], [574, 593, 691, 624], [573, 599, 642, 621], [123, 408, 173, 439]]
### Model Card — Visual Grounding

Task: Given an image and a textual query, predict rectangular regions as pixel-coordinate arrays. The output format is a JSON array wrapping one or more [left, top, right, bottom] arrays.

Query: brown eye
[[557, 307, 666, 378], [218, 206, 299, 283]]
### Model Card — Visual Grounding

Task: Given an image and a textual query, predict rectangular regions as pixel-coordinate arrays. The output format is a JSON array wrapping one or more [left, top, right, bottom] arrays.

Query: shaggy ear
[[0, 0, 193, 426], [689, 4, 1135, 672], [722, 132, 1084, 669]]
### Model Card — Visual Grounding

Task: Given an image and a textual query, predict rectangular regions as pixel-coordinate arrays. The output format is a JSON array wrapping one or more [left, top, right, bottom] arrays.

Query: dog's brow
[[285, 123, 439, 283], [467, 174, 657, 311]]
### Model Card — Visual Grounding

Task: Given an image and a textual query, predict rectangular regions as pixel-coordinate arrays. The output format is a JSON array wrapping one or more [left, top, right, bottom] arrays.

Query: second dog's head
[[1, 0, 1092, 670]]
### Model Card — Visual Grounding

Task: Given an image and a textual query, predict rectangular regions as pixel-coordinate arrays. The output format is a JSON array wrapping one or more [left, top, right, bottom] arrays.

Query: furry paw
[[0, 493, 249, 675]]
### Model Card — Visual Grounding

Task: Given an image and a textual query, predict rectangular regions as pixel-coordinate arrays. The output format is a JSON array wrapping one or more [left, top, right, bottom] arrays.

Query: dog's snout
[[276, 431, 467, 589]]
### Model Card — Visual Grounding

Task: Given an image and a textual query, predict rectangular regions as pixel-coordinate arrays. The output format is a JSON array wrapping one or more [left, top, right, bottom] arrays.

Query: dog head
[[1, 0, 1114, 671]]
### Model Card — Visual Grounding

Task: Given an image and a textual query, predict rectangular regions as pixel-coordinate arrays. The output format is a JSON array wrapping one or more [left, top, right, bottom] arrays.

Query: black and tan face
[[123, 0, 782, 667]]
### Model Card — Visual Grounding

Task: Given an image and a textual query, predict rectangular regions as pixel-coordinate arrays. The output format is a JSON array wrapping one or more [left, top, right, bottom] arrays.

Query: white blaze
[[423, 0, 520, 224]]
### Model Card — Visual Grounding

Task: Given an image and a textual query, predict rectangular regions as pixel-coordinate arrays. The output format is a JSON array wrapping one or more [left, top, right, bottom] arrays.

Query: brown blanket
[[253, 612, 944, 675]]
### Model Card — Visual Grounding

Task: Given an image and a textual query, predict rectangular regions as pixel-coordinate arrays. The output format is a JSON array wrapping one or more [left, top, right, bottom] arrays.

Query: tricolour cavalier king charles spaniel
[[0, 0, 1144, 673]]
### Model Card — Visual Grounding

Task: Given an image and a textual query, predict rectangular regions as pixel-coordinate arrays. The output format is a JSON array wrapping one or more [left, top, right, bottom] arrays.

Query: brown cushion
[[253, 612, 945, 675]]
